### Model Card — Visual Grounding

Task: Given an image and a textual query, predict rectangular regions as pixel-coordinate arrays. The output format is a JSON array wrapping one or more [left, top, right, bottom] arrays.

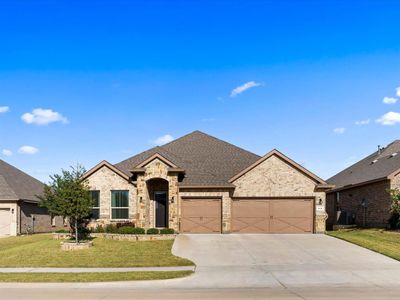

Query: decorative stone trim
[[52, 232, 71, 240], [90, 233, 176, 241], [60, 241, 93, 251], [332, 224, 357, 230]]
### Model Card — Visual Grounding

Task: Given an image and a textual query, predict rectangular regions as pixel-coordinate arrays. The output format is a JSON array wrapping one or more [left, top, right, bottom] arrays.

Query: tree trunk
[[75, 219, 78, 244]]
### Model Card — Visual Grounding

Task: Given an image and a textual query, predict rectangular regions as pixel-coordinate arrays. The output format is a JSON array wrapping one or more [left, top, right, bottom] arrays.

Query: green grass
[[0, 271, 193, 282], [0, 234, 193, 267], [327, 228, 400, 261]]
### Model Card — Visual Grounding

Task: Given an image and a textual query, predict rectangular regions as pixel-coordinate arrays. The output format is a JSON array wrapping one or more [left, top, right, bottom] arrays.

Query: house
[[0, 159, 65, 236], [326, 140, 400, 229], [83, 131, 331, 233]]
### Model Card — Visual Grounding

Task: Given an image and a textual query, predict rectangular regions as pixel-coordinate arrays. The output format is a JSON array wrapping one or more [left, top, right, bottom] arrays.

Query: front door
[[155, 192, 168, 228]]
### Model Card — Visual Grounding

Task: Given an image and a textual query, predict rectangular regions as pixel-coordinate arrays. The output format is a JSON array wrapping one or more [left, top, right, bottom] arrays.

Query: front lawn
[[0, 271, 193, 282], [327, 228, 400, 261], [0, 234, 193, 267]]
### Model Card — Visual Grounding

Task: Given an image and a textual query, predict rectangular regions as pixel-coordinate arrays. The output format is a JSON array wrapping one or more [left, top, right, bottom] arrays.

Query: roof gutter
[[327, 176, 389, 193], [178, 185, 235, 189]]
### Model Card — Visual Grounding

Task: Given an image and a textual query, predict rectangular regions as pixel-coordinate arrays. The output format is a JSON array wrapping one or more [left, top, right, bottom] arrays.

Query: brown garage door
[[232, 199, 314, 233], [181, 198, 221, 233]]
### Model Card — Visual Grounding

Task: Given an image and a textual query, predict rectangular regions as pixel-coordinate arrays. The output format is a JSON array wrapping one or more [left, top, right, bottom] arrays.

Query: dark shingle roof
[[328, 140, 400, 189], [115, 131, 261, 187], [0, 160, 44, 202]]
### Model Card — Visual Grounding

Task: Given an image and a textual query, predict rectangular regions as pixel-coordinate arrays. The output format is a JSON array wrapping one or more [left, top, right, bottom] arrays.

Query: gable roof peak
[[135, 152, 179, 168], [229, 148, 326, 184], [82, 160, 130, 181]]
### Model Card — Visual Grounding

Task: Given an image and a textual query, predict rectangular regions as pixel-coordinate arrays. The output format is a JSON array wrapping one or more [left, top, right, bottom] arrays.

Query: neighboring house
[[326, 140, 400, 229], [0, 159, 65, 236], [83, 131, 331, 233]]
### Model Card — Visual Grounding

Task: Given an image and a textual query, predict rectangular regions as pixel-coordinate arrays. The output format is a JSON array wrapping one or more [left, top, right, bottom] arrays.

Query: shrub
[[55, 229, 69, 233], [78, 226, 91, 240], [116, 222, 135, 228], [146, 228, 160, 235], [160, 228, 175, 234], [131, 227, 146, 235], [389, 189, 400, 229], [105, 224, 118, 233], [92, 225, 104, 233], [389, 213, 400, 229], [118, 226, 136, 234]]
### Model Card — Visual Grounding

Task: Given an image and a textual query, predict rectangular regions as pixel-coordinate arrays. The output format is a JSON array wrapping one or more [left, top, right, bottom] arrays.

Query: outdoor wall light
[[139, 196, 143, 203], [318, 198, 323, 205], [11, 208, 14, 214], [361, 198, 368, 208], [170, 196, 175, 203]]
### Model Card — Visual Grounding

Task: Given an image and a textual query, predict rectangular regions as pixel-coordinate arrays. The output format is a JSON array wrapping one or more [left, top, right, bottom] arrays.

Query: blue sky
[[1, 0, 400, 182]]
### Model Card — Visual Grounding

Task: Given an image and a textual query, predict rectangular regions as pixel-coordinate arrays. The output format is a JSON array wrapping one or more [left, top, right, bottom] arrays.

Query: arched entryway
[[146, 178, 169, 228]]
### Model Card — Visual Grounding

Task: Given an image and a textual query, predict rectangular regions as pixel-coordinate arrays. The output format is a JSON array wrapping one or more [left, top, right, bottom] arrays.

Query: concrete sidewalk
[[0, 266, 195, 273]]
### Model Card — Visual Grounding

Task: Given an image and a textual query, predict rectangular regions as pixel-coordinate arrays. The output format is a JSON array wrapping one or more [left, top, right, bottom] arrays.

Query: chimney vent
[[378, 145, 382, 155]]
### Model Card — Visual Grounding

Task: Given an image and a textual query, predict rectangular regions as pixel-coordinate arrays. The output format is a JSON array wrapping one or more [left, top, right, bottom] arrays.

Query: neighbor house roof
[[327, 140, 400, 191], [115, 131, 261, 187], [0, 159, 44, 202]]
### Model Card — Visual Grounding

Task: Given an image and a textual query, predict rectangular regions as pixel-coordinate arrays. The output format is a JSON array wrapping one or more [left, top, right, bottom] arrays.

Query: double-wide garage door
[[181, 198, 221, 233], [180, 198, 314, 234], [232, 199, 314, 233]]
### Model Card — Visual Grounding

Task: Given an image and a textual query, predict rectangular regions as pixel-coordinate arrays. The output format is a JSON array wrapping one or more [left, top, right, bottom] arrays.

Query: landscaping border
[[52, 232, 177, 241], [91, 233, 176, 241]]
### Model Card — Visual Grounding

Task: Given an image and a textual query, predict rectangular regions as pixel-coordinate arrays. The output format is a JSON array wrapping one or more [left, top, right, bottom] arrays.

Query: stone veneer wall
[[135, 158, 179, 231], [178, 188, 232, 233], [86, 166, 136, 225], [231, 155, 327, 233]]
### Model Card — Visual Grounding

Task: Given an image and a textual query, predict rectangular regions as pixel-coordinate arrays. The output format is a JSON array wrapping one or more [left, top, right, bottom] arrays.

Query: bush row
[[92, 225, 174, 235]]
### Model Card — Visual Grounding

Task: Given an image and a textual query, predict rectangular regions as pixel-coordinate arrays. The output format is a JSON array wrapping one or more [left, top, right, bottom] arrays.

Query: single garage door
[[232, 199, 314, 233], [181, 198, 221, 233], [0, 208, 11, 236]]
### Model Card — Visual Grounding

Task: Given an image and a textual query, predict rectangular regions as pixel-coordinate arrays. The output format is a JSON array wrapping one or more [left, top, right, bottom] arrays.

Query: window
[[90, 191, 100, 219], [111, 190, 129, 219], [51, 214, 56, 227]]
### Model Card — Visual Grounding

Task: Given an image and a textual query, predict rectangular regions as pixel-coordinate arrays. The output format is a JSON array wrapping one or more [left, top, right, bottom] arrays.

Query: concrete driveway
[[172, 234, 400, 288], [2, 234, 400, 299]]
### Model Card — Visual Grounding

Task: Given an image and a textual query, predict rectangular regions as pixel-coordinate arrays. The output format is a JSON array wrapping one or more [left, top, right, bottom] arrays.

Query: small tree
[[39, 165, 93, 243], [388, 189, 400, 229]]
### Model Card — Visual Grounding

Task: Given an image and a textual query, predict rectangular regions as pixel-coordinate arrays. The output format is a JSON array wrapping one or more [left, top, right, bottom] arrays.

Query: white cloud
[[376, 111, 400, 125], [355, 119, 370, 125], [396, 87, 400, 97], [230, 81, 262, 97], [1, 149, 12, 156], [383, 96, 398, 105], [18, 146, 39, 154], [153, 134, 174, 146], [0, 106, 9, 113], [333, 127, 346, 134], [21, 108, 68, 125]]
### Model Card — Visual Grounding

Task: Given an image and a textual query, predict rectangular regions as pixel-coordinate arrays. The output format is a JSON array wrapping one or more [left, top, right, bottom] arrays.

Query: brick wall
[[326, 179, 392, 228], [19, 202, 65, 234], [326, 192, 336, 230]]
